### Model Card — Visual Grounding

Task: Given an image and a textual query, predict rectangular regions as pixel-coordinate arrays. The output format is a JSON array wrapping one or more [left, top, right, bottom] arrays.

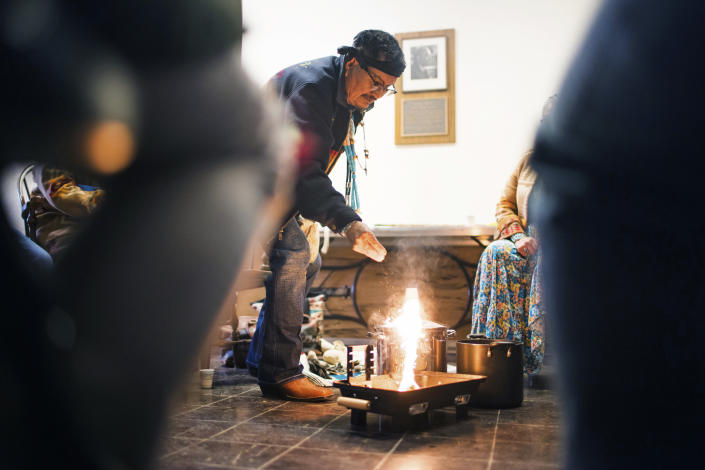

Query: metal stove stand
[[334, 345, 486, 430]]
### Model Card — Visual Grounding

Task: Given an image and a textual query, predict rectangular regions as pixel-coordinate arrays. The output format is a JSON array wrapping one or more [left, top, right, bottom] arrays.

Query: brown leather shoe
[[259, 377, 334, 402]]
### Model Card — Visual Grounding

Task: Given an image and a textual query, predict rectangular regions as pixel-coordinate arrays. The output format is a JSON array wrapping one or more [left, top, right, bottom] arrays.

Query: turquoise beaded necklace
[[343, 116, 369, 211]]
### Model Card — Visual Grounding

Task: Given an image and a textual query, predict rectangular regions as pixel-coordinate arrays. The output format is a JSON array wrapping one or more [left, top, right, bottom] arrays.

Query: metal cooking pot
[[456, 335, 523, 408], [370, 320, 455, 376]]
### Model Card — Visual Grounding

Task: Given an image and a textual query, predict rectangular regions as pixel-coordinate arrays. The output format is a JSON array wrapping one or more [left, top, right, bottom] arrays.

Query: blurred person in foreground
[[0, 1, 292, 468], [529, 0, 705, 468], [246, 30, 406, 401], [471, 96, 557, 378]]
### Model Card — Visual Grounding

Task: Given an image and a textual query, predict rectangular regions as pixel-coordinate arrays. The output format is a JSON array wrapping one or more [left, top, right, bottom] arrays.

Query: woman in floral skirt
[[471, 97, 556, 376], [471, 151, 543, 375]]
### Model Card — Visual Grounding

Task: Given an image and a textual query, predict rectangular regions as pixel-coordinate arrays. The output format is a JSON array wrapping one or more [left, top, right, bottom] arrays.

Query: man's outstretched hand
[[343, 221, 387, 262]]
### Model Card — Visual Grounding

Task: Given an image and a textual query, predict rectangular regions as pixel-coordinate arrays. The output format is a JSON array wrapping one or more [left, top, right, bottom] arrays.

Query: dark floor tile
[[175, 390, 239, 407], [213, 422, 317, 446], [163, 418, 200, 437], [297, 427, 402, 453], [515, 399, 559, 414], [497, 400, 560, 426], [249, 409, 345, 428], [394, 434, 493, 460], [491, 439, 561, 465], [277, 399, 344, 415], [155, 436, 199, 456], [166, 418, 238, 439], [326, 412, 404, 435], [217, 384, 262, 396], [179, 405, 269, 423], [467, 407, 504, 422], [489, 462, 560, 470], [328, 408, 498, 437], [169, 401, 205, 415], [162, 440, 288, 468], [524, 388, 559, 402], [156, 460, 240, 470], [428, 407, 500, 430], [497, 413, 560, 427], [408, 414, 497, 441], [494, 423, 559, 444], [237, 388, 268, 399], [263, 447, 385, 470], [203, 397, 287, 416], [170, 385, 260, 410], [381, 454, 488, 470]]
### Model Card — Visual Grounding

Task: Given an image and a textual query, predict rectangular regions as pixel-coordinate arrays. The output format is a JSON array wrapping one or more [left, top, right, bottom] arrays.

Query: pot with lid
[[456, 335, 523, 408], [370, 320, 455, 377]]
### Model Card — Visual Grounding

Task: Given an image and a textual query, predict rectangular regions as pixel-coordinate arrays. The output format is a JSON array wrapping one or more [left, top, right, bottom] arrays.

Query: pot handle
[[337, 397, 371, 411], [485, 343, 513, 358]]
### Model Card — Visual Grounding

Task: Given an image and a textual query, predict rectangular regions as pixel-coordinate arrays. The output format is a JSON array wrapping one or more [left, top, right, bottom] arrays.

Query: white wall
[[242, 0, 602, 226]]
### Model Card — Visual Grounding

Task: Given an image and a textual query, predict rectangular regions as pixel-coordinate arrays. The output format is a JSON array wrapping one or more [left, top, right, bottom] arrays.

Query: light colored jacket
[[495, 150, 537, 240]]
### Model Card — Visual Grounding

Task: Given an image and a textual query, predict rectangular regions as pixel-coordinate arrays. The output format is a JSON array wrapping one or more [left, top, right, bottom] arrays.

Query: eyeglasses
[[362, 66, 397, 96]]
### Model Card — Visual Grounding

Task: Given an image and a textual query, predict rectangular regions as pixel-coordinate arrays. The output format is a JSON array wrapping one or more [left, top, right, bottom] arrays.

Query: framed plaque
[[395, 29, 455, 145], [400, 97, 448, 137]]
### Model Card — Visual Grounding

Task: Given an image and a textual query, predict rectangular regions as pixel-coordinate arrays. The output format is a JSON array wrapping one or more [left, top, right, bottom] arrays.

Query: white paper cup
[[200, 368, 215, 389]]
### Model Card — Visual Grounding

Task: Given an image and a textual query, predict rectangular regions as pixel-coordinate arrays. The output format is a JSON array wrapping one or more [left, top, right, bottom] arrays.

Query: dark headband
[[337, 46, 405, 77]]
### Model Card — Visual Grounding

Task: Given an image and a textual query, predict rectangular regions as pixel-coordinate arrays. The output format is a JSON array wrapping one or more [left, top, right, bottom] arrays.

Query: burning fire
[[389, 287, 423, 391]]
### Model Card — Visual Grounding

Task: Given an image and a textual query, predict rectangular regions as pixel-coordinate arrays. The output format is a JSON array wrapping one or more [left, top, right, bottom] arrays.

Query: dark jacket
[[270, 55, 366, 232]]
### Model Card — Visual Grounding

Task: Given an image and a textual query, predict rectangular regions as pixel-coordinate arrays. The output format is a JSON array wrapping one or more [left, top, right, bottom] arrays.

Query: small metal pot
[[456, 336, 523, 408]]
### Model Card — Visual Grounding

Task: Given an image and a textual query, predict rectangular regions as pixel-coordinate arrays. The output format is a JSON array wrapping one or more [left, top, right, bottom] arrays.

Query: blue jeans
[[246, 218, 321, 385]]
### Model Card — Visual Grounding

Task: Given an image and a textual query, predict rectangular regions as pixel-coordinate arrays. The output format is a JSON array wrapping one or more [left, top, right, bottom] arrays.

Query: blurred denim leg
[[12, 229, 53, 276], [530, 1, 705, 467], [247, 218, 321, 385]]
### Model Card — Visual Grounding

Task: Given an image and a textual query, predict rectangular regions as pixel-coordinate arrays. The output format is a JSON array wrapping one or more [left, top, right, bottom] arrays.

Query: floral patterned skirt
[[471, 239, 545, 375]]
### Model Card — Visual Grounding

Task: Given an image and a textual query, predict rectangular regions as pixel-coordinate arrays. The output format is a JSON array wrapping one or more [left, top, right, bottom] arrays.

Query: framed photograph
[[395, 29, 455, 145], [402, 36, 447, 92]]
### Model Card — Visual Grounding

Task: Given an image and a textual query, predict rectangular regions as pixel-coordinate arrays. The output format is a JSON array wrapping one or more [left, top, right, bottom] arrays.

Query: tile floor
[[157, 345, 561, 470]]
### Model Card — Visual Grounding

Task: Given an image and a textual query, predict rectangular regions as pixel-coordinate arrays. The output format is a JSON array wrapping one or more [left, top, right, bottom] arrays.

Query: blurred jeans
[[247, 217, 321, 385], [13, 229, 53, 277]]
